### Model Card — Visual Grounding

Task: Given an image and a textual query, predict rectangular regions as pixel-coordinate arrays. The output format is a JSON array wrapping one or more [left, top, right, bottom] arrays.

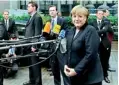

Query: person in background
[[43, 5, 70, 85], [2, 34, 19, 78], [23, 1, 43, 85], [90, 9, 113, 83], [103, 9, 115, 72], [103, 9, 110, 22], [2, 10, 18, 40], [57, 12, 62, 17], [4, 34, 18, 58], [64, 5, 103, 85], [0, 21, 7, 85]]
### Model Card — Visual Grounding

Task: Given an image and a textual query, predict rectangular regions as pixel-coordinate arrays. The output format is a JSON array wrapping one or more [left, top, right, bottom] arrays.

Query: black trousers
[[70, 82, 102, 85], [70, 75, 102, 85], [87, 82, 102, 85], [28, 56, 42, 85], [0, 51, 4, 85], [81, 82, 102, 85], [99, 43, 111, 77], [24, 46, 42, 85], [0, 67, 3, 85], [50, 54, 70, 85]]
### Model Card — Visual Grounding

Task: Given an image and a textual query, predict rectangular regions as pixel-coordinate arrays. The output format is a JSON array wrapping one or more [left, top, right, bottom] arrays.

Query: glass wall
[[19, 0, 118, 16]]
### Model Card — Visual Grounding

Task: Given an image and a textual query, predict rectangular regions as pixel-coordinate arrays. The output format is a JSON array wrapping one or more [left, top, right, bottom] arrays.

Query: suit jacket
[[65, 25, 103, 84], [103, 17, 114, 43], [1, 18, 17, 39], [25, 12, 43, 38], [103, 17, 110, 24], [25, 12, 43, 50], [0, 22, 7, 40], [90, 19, 113, 48]]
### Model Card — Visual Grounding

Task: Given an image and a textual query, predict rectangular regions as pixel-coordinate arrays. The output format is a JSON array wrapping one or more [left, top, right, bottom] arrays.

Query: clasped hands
[[64, 65, 77, 77]]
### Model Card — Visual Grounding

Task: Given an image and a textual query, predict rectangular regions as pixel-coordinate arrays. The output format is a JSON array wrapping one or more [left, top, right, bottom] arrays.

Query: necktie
[[5, 20, 8, 30], [29, 16, 32, 21], [27, 16, 31, 24], [98, 21, 101, 30], [51, 19, 54, 30]]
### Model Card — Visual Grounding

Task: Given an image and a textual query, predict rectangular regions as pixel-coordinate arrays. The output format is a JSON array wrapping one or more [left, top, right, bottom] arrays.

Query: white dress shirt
[[97, 19, 102, 30], [74, 28, 80, 38], [4, 19, 9, 30]]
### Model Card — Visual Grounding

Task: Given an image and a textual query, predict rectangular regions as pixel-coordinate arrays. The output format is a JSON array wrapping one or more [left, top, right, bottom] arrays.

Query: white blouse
[[74, 28, 80, 38]]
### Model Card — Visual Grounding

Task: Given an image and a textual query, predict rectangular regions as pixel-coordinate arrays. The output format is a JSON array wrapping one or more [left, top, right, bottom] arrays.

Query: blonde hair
[[71, 5, 89, 18]]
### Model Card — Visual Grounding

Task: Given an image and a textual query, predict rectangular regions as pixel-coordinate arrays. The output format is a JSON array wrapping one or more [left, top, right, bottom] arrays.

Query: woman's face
[[72, 14, 87, 29]]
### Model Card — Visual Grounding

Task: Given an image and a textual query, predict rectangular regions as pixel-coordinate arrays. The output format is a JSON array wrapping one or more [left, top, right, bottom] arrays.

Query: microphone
[[52, 24, 61, 34], [43, 22, 51, 34], [58, 30, 66, 39], [56, 30, 67, 53]]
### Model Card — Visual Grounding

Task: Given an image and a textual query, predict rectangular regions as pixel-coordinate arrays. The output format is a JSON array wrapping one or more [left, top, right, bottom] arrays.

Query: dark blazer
[[65, 25, 103, 84], [103, 17, 110, 24], [103, 17, 114, 43], [90, 19, 113, 49], [0, 22, 7, 40], [1, 18, 17, 39], [25, 12, 43, 38], [25, 12, 43, 49]]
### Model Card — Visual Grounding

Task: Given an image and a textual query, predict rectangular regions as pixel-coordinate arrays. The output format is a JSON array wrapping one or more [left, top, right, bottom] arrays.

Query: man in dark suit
[[23, 1, 43, 85], [0, 21, 7, 85], [43, 5, 70, 85], [2, 10, 18, 40], [0, 66, 3, 85], [103, 9, 110, 24], [103, 9, 114, 72], [90, 9, 113, 83]]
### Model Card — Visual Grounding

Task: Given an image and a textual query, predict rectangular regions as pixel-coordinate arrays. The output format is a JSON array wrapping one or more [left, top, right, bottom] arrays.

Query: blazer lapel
[[67, 28, 75, 49], [73, 29, 82, 41], [26, 13, 37, 27], [57, 17, 61, 25], [2, 19, 5, 25], [94, 20, 99, 30], [8, 19, 11, 31], [72, 24, 87, 41], [100, 20, 104, 29], [2, 19, 7, 30]]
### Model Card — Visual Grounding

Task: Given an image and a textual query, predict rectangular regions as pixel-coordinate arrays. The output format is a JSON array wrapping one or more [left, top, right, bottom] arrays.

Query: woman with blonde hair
[[64, 5, 103, 85]]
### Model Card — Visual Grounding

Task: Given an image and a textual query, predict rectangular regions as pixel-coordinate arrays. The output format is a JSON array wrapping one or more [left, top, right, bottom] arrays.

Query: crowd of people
[[0, 1, 114, 85]]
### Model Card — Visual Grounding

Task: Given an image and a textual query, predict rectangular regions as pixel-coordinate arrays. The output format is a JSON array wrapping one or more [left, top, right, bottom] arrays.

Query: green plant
[[107, 16, 118, 26], [64, 16, 72, 23], [41, 15, 51, 24], [0, 13, 3, 21], [9, 14, 29, 21], [0, 13, 117, 26], [88, 15, 97, 23], [20, 13, 30, 20], [64, 16, 74, 27]]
